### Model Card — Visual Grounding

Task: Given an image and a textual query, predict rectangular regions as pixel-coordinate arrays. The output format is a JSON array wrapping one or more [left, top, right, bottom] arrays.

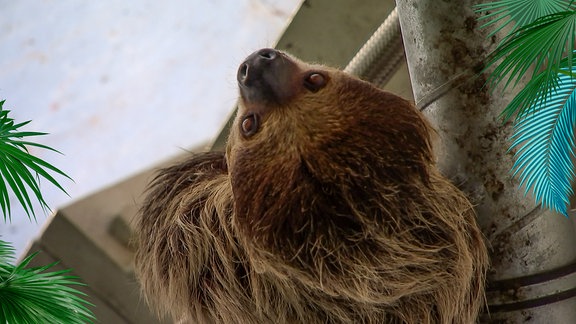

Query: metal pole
[[344, 7, 403, 87], [395, 0, 576, 322]]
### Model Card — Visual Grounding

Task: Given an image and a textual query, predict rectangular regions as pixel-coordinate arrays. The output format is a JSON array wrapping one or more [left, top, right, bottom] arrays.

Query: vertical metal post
[[395, 0, 576, 322]]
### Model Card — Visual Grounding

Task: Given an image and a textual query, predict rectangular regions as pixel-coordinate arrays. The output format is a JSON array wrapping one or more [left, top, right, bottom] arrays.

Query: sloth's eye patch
[[304, 72, 327, 92], [241, 113, 259, 137]]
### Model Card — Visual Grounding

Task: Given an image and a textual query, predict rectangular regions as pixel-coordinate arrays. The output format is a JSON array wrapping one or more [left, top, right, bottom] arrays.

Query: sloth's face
[[229, 48, 397, 168], [232, 48, 340, 153], [228, 48, 431, 180], [226, 49, 435, 249]]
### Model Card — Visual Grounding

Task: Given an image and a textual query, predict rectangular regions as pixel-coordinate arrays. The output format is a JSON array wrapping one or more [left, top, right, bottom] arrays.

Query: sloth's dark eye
[[304, 72, 327, 92], [241, 113, 259, 137]]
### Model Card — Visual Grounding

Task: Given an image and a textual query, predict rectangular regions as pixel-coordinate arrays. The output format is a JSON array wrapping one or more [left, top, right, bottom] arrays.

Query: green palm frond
[[0, 100, 71, 221], [0, 240, 94, 323], [482, 10, 576, 119], [505, 55, 576, 120], [510, 70, 576, 216], [476, 2, 576, 216], [0, 240, 14, 263], [0, 102, 94, 322], [474, 0, 574, 37]]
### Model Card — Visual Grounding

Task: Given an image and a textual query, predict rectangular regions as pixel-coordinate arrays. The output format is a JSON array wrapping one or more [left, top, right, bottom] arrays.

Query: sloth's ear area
[[303, 72, 328, 92]]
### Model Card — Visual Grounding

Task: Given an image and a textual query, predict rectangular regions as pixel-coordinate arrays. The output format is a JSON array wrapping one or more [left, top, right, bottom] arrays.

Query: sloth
[[134, 48, 488, 324]]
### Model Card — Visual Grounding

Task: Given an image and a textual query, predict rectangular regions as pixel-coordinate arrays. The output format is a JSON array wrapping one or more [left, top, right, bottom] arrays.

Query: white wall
[[0, 0, 302, 256]]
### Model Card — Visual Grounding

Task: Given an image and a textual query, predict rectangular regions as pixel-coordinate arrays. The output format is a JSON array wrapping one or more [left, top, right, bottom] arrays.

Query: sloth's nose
[[237, 48, 279, 85], [237, 48, 299, 106]]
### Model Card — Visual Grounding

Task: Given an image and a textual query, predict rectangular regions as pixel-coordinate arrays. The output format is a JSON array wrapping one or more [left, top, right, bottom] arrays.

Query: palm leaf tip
[[0, 100, 72, 221], [0, 247, 95, 323], [485, 11, 576, 102], [0, 239, 15, 263], [510, 71, 576, 217], [474, 0, 576, 37], [474, 2, 576, 121]]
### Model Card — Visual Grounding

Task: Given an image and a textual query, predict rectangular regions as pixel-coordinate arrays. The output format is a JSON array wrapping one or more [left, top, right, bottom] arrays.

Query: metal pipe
[[344, 7, 404, 87], [395, 0, 576, 322]]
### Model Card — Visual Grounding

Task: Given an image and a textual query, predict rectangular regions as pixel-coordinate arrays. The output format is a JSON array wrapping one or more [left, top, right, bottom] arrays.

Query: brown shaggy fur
[[135, 49, 489, 323]]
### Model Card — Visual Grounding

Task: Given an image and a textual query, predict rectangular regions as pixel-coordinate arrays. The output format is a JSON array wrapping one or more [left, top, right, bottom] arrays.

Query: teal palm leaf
[[510, 70, 576, 216]]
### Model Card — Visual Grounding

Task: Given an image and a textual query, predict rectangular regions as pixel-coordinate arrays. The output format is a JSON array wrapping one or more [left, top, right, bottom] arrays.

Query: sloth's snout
[[237, 48, 279, 85], [237, 48, 299, 106]]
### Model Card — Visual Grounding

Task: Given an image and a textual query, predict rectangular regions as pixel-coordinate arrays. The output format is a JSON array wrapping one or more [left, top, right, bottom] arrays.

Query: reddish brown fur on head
[[230, 49, 436, 253], [135, 48, 489, 323]]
